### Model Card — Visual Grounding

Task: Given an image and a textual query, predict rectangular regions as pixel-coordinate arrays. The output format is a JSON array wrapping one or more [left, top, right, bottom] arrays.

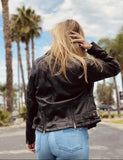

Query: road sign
[[119, 91, 123, 100]]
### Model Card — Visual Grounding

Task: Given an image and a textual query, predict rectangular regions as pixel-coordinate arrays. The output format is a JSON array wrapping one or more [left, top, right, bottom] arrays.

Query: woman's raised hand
[[69, 31, 92, 50]]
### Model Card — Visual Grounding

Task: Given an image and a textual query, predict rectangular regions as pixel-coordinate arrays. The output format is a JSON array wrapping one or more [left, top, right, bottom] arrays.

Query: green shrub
[[110, 112, 116, 118], [99, 110, 117, 118], [0, 108, 11, 126], [20, 105, 26, 120], [101, 112, 108, 118], [99, 110, 106, 118]]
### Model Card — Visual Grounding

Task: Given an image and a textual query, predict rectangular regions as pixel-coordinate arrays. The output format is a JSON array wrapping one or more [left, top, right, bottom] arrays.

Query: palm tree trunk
[[1, 0, 13, 112], [103, 79, 111, 118], [16, 40, 26, 104], [3, 92, 6, 108], [121, 70, 123, 91], [107, 102, 111, 118], [103, 79, 106, 87], [20, 88, 23, 106], [31, 38, 34, 64], [25, 41, 31, 79], [113, 76, 121, 117]]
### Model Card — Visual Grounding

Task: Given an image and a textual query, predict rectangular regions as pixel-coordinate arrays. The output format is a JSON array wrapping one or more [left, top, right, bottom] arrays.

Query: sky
[[0, 0, 123, 103]]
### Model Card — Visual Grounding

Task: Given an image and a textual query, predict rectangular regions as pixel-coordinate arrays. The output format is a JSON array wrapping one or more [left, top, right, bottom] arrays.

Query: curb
[[100, 121, 123, 130]]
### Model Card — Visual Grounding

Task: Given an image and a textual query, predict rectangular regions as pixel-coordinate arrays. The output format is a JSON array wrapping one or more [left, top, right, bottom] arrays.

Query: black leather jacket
[[26, 42, 120, 144]]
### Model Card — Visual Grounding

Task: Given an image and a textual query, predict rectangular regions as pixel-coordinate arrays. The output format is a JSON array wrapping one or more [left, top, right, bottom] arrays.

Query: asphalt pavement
[[0, 122, 123, 159]]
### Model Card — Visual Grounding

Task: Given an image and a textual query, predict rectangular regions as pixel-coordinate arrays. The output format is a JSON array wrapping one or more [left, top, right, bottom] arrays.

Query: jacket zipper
[[42, 111, 46, 134], [43, 129, 45, 134], [70, 106, 77, 128], [74, 122, 76, 128]]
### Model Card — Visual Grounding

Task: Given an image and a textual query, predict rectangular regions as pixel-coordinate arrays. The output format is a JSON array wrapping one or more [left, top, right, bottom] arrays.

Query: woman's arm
[[70, 31, 121, 82], [86, 42, 121, 82], [26, 62, 38, 146]]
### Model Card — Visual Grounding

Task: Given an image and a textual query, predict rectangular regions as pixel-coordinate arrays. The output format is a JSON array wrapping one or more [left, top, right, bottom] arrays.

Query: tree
[[28, 10, 42, 64], [13, 86, 18, 109], [20, 84, 24, 106], [113, 27, 123, 90], [96, 82, 114, 118], [10, 14, 26, 104], [14, 6, 42, 79], [113, 77, 121, 117], [98, 37, 121, 117], [0, 83, 6, 107], [1, 0, 13, 112], [96, 82, 114, 105], [98, 27, 123, 90], [17, 6, 31, 79]]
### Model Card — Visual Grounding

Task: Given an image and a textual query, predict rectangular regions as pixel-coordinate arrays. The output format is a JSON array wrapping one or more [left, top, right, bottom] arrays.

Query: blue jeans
[[35, 127, 89, 160]]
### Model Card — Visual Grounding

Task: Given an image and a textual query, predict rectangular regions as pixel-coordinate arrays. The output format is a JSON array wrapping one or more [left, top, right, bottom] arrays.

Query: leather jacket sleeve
[[26, 62, 38, 144], [86, 42, 121, 82]]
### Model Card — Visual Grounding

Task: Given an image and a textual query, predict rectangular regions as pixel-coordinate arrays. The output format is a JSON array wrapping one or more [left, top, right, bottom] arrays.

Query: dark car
[[99, 105, 107, 111]]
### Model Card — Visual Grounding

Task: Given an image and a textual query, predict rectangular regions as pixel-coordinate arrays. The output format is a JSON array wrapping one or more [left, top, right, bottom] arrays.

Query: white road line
[[0, 132, 24, 138], [0, 149, 31, 154], [90, 145, 108, 150]]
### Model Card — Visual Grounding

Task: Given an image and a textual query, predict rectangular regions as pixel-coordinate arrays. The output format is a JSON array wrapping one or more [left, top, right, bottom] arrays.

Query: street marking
[[0, 149, 31, 154], [90, 145, 108, 150], [0, 131, 24, 138]]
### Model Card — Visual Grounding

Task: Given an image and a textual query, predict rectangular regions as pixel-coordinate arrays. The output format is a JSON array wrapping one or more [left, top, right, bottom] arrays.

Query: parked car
[[120, 106, 123, 110], [99, 105, 107, 111], [110, 105, 123, 111], [110, 105, 117, 111]]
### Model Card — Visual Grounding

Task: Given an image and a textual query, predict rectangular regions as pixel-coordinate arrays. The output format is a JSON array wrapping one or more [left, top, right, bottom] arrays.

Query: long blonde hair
[[48, 19, 102, 83]]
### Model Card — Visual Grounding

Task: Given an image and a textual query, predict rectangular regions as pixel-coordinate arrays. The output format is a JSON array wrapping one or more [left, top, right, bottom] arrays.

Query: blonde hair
[[48, 19, 102, 83]]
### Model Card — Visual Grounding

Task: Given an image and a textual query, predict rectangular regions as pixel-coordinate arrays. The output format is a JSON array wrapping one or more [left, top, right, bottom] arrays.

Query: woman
[[26, 19, 120, 160]]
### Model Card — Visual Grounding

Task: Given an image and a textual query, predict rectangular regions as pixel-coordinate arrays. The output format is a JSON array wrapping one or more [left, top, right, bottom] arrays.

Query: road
[[0, 123, 123, 159]]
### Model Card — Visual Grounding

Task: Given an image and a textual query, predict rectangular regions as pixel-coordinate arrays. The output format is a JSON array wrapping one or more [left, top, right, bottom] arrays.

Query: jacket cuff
[[87, 42, 108, 59], [87, 42, 97, 55]]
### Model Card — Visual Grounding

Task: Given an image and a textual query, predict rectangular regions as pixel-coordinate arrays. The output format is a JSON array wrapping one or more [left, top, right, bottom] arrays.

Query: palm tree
[[2, 91, 6, 108], [10, 6, 42, 104], [28, 10, 42, 64], [20, 84, 24, 106], [21, 33, 31, 79], [113, 77, 121, 117], [0, 83, 6, 107], [16, 6, 42, 79], [10, 14, 26, 104], [1, 0, 13, 112], [103, 79, 111, 118], [16, 6, 31, 79]]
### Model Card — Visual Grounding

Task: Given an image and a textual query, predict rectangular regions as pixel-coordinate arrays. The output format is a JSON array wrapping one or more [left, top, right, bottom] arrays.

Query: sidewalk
[[100, 118, 123, 130]]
